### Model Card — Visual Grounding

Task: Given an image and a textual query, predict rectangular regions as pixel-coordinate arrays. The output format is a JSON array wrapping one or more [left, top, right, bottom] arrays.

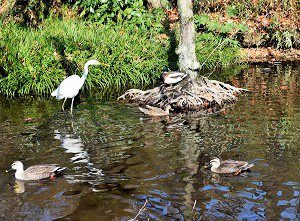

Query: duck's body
[[11, 161, 66, 181], [162, 71, 187, 85], [209, 157, 254, 174], [139, 105, 172, 117]]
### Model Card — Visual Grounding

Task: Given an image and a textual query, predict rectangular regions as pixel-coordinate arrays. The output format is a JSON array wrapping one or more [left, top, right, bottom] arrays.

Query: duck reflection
[[14, 180, 25, 194]]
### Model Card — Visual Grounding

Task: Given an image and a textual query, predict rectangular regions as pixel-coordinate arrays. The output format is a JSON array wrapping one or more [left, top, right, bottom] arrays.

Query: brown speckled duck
[[209, 157, 254, 175], [11, 161, 66, 181], [139, 105, 172, 117]]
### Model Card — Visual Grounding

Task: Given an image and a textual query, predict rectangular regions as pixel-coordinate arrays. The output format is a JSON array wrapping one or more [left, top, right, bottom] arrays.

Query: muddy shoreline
[[241, 48, 300, 63]]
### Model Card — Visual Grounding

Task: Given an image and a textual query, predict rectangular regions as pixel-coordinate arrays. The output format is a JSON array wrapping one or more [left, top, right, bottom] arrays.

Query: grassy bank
[[0, 18, 241, 96], [0, 19, 169, 96]]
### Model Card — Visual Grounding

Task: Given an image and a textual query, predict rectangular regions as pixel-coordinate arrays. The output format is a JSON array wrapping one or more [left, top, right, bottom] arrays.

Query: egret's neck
[[80, 64, 89, 87], [81, 64, 89, 80]]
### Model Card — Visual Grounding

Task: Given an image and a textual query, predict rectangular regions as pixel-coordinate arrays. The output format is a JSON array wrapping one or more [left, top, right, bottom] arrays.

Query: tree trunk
[[176, 0, 200, 79], [118, 0, 248, 112]]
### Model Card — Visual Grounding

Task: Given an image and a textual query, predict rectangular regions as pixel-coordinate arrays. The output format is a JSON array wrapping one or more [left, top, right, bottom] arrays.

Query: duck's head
[[162, 72, 170, 79], [11, 161, 24, 171], [165, 104, 173, 111], [209, 157, 221, 168]]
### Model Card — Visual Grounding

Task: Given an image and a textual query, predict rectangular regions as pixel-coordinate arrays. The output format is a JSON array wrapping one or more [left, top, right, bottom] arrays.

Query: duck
[[162, 71, 187, 85], [208, 157, 254, 175], [139, 105, 172, 117], [11, 161, 66, 181]]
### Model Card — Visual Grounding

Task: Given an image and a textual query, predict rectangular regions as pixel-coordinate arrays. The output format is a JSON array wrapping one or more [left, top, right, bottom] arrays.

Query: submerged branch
[[129, 199, 148, 221]]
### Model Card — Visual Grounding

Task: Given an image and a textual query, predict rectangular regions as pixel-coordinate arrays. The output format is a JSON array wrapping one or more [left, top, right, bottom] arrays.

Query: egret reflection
[[54, 118, 104, 183]]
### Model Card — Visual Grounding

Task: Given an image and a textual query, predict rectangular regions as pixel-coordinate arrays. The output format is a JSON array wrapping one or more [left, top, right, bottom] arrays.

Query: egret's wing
[[52, 75, 82, 99]]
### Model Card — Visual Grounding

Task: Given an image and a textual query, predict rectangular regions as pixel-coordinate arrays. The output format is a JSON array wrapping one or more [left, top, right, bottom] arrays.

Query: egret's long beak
[[97, 62, 110, 67], [6, 168, 12, 172]]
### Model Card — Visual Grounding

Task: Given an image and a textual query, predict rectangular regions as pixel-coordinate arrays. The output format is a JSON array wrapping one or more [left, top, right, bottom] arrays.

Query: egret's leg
[[70, 97, 74, 114], [62, 98, 67, 112]]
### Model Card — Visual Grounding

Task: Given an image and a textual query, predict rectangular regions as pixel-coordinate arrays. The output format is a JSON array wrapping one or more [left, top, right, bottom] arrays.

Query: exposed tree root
[[118, 77, 249, 113]]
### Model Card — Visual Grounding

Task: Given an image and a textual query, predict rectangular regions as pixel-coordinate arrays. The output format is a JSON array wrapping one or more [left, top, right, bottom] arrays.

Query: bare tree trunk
[[119, 0, 248, 112], [176, 0, 200, 79]]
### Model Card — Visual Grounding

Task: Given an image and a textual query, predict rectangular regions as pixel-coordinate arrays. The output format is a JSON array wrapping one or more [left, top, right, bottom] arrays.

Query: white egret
[[51, 60, 101, 113]]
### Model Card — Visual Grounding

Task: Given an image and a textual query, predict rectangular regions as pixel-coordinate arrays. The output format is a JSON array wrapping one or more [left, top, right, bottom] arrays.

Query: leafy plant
[[195, 32, 241, 69], [72, 0, 165, 30], [0, 18, 169, 96], [4, 0, 65, 26], [194, 13, 248, 39]]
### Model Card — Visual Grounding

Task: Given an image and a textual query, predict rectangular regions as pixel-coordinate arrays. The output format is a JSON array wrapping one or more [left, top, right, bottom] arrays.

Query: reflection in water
[[53, 118, 104, 184], [14, 180, 25, 194], [0, 63, 299, 220]]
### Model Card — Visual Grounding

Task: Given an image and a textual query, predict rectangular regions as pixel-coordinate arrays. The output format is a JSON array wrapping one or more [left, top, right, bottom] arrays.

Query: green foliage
[[3, 0, 65, 26], [75, 0, 145, 22], [269, 28, 299, 49], [71, 0, 165, 30], [194, 0, 299, 49], [0, 18, 169, 96], [3, 0, 165, 30], [194, 14, 248, 38], [193, 14, 243, 68], [195, 33, 241, 69]]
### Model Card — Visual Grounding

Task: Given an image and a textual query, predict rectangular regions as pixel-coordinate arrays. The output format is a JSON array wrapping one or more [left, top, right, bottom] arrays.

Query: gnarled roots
[[118, 77, 249, 113]]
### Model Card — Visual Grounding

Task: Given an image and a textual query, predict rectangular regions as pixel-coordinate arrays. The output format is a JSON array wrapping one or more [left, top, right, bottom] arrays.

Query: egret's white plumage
[[51, 60, 101, 113]]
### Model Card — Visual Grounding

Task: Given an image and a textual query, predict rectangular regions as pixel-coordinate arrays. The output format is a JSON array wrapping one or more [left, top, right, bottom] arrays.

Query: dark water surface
[[0, 64, 299, 220]]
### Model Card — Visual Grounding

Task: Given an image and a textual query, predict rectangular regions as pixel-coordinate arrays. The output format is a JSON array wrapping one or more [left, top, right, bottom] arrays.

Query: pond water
[[0, 63, 299, 220]]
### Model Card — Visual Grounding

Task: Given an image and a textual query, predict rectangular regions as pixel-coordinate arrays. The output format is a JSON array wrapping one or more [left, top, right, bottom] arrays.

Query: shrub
[[0, 18, 169, 96], [193, 0, 299, 49], [196, 32, 241, 69], [2, 0, 66, 26]]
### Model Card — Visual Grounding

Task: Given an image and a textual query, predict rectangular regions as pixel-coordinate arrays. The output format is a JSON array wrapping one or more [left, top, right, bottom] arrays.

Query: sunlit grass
[[0, 18, 242, 96]]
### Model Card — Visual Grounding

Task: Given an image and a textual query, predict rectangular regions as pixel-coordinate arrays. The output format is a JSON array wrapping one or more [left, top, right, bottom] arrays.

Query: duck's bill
[[204, 163, 211, 168], [6, 169, 12, 172]]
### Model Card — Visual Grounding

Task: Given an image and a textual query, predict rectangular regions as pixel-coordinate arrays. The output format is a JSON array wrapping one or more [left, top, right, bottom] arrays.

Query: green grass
[[0, 18, 242, 96], [0, 18, 169, 96]]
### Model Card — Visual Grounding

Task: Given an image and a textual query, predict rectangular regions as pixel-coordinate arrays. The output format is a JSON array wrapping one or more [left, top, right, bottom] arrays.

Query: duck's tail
[[139, 107, 150, 115], [242, 163, 254, 171], [55, 167, 67, 175]]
